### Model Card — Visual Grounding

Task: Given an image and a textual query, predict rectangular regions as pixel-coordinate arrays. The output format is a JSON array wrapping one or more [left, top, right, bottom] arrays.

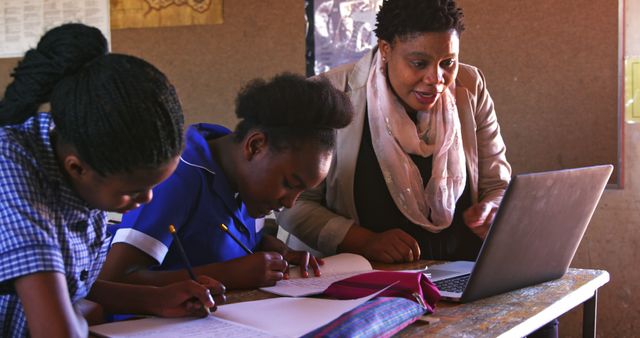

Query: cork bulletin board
[[0, 0, 622, 185], [106, 0, 306, 129], [0, 0, 306, 130]]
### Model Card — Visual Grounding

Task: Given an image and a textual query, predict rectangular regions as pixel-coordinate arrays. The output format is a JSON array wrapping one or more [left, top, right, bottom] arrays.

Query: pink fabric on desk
[[323, 271, 440, 314]]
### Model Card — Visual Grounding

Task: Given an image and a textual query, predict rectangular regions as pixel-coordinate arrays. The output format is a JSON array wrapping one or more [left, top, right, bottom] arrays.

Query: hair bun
[[37, 23, 108, 77], [0, 23, 108, 125]]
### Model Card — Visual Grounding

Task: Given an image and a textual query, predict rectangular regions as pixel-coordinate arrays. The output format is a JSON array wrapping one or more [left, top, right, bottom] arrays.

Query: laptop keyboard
[[434, 274, 470, 293]]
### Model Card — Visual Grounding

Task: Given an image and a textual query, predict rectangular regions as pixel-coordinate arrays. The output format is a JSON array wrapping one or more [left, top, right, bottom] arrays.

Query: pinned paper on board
[[0, 0, 110, 58], [625, 58, 640, 123], [110, 0, 224, 29]]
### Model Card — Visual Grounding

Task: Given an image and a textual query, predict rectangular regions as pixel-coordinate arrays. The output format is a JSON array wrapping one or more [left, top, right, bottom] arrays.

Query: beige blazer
[[277, 50, 512, 255]]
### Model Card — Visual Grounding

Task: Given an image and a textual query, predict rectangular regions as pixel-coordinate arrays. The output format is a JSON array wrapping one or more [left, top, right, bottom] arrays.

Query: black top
[[354, 114, 482, 260]]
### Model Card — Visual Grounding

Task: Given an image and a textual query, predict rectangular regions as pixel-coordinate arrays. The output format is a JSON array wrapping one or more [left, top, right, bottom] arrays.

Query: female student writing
[[277, 0, 512, 263], [0, 24, 224, 338], [99, 74, 354, 289]]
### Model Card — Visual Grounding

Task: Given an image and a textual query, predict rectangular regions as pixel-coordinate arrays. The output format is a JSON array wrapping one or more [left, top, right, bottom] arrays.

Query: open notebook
[[260, 253, 373, 297], [90, 283, 395, 338]]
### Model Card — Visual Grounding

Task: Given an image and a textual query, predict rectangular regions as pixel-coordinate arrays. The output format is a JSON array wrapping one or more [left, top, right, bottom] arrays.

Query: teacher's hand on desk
[[339, 225, 421, 264]]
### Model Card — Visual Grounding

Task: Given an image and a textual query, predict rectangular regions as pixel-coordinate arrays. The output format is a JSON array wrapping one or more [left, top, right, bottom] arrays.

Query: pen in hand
[[218, 223, 254, 255], [169, 224, 214, 315], [219, 223, 295, 280]]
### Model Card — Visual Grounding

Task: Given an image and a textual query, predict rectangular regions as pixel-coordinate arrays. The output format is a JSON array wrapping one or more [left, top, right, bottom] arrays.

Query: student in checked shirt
[[0, 23, 224, 338], [99, 73, 353, 290]]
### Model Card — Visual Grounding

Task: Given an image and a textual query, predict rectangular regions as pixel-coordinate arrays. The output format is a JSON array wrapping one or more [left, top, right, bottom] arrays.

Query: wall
[[457, 0, 620, 185], [559, 0, 640, 336], [0, 0, 305, 129]]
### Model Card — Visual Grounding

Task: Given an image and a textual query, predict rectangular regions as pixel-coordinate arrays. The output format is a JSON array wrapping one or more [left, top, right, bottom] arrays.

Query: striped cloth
[[323, 271, 440, 312], [302, 297, 426, 338]]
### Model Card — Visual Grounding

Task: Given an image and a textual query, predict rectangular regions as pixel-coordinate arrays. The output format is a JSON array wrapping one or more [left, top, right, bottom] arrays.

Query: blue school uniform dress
[[0, 113, 110, 337], [111, 123, 262, 270]]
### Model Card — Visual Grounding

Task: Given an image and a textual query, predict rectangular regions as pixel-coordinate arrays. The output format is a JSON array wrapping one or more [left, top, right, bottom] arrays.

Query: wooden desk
[[395, 269, 608, 337], [227, 261, 609, 338]]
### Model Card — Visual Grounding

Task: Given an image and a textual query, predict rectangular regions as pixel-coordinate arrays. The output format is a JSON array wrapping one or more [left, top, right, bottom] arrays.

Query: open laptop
[[428, 165, 612, 303]]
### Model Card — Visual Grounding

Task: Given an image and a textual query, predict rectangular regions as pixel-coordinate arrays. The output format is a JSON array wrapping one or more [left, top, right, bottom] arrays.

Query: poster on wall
[[110, 0, 223, 29], [0, 0, 110, 58], [306, 0, 382, 76], [625, 58, 640, 123]]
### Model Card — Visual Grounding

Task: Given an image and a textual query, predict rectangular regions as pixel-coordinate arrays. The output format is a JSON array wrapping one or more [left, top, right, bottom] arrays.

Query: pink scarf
[[366, 51, 466, 232]]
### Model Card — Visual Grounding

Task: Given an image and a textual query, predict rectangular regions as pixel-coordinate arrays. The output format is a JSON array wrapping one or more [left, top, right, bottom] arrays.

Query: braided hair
[[233, 73, 353, 152], [375, 0, 465, 43], [0, 23, 107, 124], [0, 23, 184, 176]]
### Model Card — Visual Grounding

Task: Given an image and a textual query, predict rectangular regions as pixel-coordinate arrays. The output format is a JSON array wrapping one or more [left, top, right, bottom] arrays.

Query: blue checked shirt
[[0, 113, 110, 337]]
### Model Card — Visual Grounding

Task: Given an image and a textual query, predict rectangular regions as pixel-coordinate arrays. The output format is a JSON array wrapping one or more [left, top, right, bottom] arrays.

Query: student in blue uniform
[[99, 73, 354, 289], [0, 23, 224, 338]]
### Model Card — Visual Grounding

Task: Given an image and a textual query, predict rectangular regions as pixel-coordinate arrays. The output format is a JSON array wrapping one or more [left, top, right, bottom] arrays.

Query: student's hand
[[281, 249, 324, 279], [152, 276, 226, 318], [228, 252, 289, 287], [463, 202, 497, 239], [339, 226, 420, 264], [259, 234, 323, 279]]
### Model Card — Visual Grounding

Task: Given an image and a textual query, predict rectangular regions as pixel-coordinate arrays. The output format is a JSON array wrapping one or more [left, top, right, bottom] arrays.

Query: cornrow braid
[[1, 23, 184, 175], [51, 54, 184, 176]]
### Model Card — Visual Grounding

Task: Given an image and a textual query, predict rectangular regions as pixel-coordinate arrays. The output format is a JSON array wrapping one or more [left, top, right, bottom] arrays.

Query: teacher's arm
[[277, 182, 420, 263], [464, 66, 512, 238]]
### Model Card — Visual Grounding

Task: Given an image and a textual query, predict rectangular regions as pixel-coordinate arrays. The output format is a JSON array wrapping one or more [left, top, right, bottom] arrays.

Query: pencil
[[169, 224, 213, 315], [218, 223, 254, 255]]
